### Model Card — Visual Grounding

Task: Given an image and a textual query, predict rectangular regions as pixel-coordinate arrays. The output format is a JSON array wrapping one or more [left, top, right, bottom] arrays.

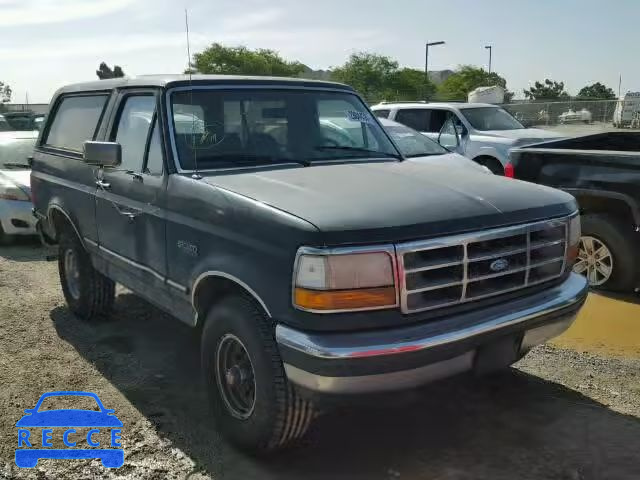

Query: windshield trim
[[165, 84, 403, 173]]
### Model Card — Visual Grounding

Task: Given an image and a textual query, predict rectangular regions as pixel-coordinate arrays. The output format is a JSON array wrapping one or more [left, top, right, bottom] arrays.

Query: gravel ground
[[1, 243, 639, 480]]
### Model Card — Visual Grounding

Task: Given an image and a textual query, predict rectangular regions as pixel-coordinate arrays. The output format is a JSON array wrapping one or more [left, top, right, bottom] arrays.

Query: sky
[[1, 0, 639, 103]]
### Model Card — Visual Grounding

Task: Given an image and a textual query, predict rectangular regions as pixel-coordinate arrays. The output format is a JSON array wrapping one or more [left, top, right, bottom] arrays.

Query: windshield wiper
[[2, 162, 30, 169], [314, 146, 402, 160], [195, 154, 309, 167]]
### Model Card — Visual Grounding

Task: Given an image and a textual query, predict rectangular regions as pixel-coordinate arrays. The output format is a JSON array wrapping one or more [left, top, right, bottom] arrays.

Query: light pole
[[425, 41, 445, 83], [485, 45, 492, 73]]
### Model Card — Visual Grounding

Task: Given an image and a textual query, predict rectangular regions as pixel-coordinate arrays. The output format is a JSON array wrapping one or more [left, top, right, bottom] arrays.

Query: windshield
[[384, 123, 447, 157], [170, 89, 398, 170], [0, 116, 10, 132], [460, 107, 524, 131], [0, 138, 35, 169]]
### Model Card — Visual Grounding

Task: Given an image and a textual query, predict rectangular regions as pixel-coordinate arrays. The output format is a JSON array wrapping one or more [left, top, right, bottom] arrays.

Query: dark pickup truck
[[31, 75, 588, 453], [509, 132, 640, 292]]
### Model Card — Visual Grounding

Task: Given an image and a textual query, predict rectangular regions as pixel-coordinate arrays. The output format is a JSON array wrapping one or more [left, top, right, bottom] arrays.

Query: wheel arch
[[47, 204, 85, 248], [568, 189, 640, 229], [472, 154, 505, 175], [192, 271, 272, 327]]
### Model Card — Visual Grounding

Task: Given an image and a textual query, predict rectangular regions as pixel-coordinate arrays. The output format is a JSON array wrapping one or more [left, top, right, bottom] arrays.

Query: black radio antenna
[[185, 8, 201, 179]]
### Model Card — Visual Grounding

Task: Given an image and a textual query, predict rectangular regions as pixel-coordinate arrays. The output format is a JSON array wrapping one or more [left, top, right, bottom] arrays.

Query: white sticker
[[345, 110, 372, 124]]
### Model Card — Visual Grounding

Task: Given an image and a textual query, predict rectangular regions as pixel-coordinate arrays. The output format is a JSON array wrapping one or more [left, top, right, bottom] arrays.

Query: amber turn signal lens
[[567, 244, 579, 267], [294, 287, 396, 311]]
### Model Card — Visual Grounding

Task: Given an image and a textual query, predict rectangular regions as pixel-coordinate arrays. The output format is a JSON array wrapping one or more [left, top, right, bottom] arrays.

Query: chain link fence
[[501, 100, 623, 128]]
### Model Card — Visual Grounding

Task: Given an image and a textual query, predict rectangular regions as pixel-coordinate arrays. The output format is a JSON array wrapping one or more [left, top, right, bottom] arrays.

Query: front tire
[[573, 214, 637, 291], [58, 228, 115, 321], [201, 295, 315, 453]]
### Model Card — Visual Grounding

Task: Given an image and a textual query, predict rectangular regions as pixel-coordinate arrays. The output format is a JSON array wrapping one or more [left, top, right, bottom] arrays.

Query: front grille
[[397, 218, 569, 314]]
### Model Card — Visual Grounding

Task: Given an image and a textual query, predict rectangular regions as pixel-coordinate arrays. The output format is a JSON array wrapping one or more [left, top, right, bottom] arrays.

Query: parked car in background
[[32, 75, 587, 453], [0, 114, 10, 132], [3, 111, 45, 131], [377, 117, 492, 173], [509, 132, 640, 291], [371, 102, 564, 174], [0, 131, 38, 244], [558, 108, 592, 124]]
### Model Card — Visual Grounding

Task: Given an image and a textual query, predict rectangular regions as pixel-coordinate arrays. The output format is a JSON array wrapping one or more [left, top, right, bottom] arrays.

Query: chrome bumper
[[276, 273, 588, 394]]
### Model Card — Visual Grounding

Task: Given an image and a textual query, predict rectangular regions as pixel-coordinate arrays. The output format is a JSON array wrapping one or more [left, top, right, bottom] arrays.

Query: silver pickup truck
[[371, 101, 564, 174]]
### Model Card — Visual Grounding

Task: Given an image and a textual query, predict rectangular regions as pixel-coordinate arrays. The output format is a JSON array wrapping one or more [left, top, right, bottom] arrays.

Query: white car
[[377, 117, 491, 173], [371, 102, 564, 174], [558, 108, 592, 124], [0, 131, 38, 244]]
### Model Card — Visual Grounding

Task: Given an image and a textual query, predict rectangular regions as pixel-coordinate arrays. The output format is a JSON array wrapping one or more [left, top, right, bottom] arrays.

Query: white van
[[613, 92, 640, 127]]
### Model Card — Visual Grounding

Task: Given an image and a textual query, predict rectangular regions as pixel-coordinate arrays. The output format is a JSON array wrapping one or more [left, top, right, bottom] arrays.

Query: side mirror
[[83, 141, 121, 167]]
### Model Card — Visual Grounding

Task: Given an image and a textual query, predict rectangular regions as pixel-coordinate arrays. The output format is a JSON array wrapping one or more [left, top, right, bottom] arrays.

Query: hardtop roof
[[55, 74, 354, 95]]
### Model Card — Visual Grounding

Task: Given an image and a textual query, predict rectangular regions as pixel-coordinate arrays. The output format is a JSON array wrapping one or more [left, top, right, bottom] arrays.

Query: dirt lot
[[1, 243, 639, 480]]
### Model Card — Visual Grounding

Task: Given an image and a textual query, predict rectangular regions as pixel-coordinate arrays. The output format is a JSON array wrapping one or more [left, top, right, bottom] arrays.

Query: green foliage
[[0, 81, 11, 103], [331, 53, 435, 101], [577, 82, 616, 100], [96, 62, 125, 80], [437, 65, 510, 101], [523, 79, 569, 100], [190, 43, 305, 77]]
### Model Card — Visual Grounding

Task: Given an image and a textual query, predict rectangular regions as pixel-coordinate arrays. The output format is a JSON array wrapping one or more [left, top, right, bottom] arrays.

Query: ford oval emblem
[[490, 258, 510, 272]]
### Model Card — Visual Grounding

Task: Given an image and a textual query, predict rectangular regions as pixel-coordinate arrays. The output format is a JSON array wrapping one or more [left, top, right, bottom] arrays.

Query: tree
[[577, 82, 616, 100], [331, 53, 435, 101], [331, 53, 398, 101], [96, 62, 125, 80], [387, 68, 436, 101], [523, 79, 569, 100], [0, 81, 11, 104], [438, 65, 511, 102], [190, 43, 305, 77]]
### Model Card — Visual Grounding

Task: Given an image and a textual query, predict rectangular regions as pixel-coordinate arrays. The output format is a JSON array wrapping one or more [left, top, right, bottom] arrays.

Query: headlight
[[293, 248, 397, 312], [0, 176, 30, 202], [567, 214, 581, 266]]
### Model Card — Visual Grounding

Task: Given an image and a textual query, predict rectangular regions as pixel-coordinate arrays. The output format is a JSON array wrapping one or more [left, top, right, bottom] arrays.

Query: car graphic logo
[[15, 391, 123, 469], [490, 258, 510, 272]]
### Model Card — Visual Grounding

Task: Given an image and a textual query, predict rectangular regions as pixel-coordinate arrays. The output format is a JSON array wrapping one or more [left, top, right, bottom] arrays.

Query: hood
[[408, 152, 490, 174], [201, 161, 575, 244], [479, 128, 565, 142]]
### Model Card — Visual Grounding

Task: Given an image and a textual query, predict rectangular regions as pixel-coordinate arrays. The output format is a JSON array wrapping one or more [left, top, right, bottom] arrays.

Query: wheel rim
[[64, 249, 81, 300], [215, 334, 256, 419], [573, 235, 613, 286]]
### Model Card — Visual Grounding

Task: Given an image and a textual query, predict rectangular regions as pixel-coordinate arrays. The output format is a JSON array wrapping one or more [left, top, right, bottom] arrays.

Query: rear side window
[[373, 109, 390, 118], [45, 95, 107, 152], [395, 109, 430, 131]]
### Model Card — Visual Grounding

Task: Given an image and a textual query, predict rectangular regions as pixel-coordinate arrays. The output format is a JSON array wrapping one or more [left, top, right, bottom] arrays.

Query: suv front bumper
[[276, 273, 588, 394]]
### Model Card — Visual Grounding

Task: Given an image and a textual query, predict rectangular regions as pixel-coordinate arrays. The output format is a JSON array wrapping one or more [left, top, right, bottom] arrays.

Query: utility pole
[[425, 41, 446, 82], [485, 45, 492, 73]]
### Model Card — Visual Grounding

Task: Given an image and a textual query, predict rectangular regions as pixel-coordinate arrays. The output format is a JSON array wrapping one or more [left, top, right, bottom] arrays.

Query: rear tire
[[201, 295, 315, 453], [58, 228, 115, 321], [575, 214, 637, 292]]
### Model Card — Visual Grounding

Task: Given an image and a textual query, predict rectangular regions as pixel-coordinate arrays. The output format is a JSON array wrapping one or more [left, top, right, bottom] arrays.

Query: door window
[[44, 95, 108, 152], [394, 109, 430, 131], [113, 96, 156, 172], [427, 110, 449, 133], [373, 109, 390, 118], [144, 119, 164, 176]]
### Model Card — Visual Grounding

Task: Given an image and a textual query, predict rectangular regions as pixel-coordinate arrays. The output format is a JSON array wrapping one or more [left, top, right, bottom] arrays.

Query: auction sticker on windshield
[[15, 391, 124, 468]]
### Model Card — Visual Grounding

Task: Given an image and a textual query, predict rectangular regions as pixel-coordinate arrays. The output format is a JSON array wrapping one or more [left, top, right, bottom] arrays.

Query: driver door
[[95, 91, 167, 292], [438, 114, 464, 153]]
